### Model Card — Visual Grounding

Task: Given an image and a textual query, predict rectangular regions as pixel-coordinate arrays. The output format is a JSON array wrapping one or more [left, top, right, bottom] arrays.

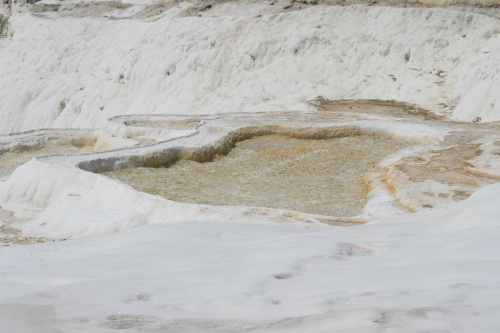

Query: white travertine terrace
[[0, 0, 500, 134], [0, 0, 500, 331]]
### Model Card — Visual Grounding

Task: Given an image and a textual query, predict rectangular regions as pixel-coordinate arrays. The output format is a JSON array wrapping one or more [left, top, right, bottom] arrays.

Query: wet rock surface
[[105, 134, 412, 217]]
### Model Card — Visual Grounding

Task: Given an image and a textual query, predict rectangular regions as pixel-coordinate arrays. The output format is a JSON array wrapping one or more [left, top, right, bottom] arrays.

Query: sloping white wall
[[0, 3, 498, 133]]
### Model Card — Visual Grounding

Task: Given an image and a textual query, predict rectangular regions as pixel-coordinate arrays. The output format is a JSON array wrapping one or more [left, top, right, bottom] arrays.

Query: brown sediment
[[0, 223, 63, 246], [0, 134, 107, 178], [135, 125, 364, 168], [316, 217, 368, 226], [104, 134, 412, 217], [133, 2, 179, 20], [313, 99, 445, 121], [124, 119, 203, 129], [380, 166, 418, 212], [0, 207, 63, 245], [58, 1, 133, 17], [382, 131, 500, 211]]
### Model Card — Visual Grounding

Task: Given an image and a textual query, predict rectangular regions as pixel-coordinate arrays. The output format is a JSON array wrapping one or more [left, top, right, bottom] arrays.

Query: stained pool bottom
[[104, 135, 412, 217]]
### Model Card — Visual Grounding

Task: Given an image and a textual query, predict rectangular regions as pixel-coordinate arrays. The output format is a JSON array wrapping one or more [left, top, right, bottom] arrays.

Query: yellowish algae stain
[[104, 134, 412, 217]]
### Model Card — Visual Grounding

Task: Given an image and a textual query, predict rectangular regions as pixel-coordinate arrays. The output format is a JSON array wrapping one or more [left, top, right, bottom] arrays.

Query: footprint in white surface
[[274, 273, 295, 280], [333, 243, 375, 260], [36, 292, 63, 300], [100, 314, 158, 330], [123, 293, 152, 304], [373, 307, 448, 326]]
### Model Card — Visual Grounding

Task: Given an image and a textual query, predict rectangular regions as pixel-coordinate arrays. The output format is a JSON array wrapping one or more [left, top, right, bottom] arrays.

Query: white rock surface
[[0, 2, 499, 134], [0, 183, 499, 332], [1, 1, 500, 331]]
